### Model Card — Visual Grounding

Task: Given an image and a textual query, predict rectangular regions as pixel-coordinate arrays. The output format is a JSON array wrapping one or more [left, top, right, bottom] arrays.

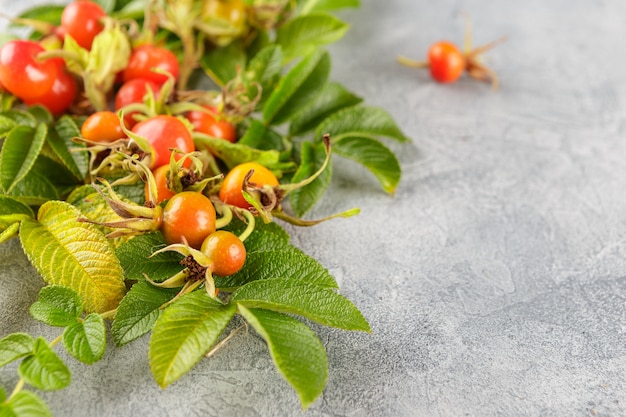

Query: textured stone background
[[1, 0, 626, 416]]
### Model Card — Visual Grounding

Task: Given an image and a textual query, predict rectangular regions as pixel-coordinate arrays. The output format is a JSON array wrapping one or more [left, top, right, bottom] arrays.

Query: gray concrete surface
[[1, 0, 626, 416]]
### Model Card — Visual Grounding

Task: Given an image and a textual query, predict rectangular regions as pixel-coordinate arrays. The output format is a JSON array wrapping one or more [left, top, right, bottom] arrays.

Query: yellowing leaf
[[19, 201, 126, 313], [68, 186, 133, 249]]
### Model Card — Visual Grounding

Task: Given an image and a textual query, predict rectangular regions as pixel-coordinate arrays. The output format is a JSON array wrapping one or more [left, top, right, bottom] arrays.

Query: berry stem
[[273, 207, 360, 227], [463, 13, 473, 54], [396, 55, 429, 69], [8, 378, 25, 400], [99, 309, 117, 320], [205, 322, 248, 358], [236, 208, 256, 242], [214, 203, 233, 229], [280, 134, 332, 196]]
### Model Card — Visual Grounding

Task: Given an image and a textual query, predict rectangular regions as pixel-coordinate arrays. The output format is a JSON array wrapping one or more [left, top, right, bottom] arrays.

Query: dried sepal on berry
[[77, 177, 162, 238]]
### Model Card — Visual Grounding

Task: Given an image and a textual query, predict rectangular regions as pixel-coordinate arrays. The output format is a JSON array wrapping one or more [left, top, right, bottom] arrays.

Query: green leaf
[[194, 135, 294, 172], [0, 110, 37, 129], [65, 184, 95, 206], [112, 281, 178, 346], [263, 50, 331, 125], [238, 306, 327, 409], [47, 116, 88, 182], [18, 338, 70, 391], [289, 82, 362, 136], [149, 291, 236, 388], [246, 44, 283, 82], [30, 155, 79, 189], [0, 196, 34, 232], [276, 14, 349, 63], [223, 217, 290, 253], [111, 179, 146, 206], [63, 313, 106, 364], [111, 0, 145, 19], [19, 201, 126, 314], [288, 141, 332, 216], [298, 0, 359, 14], [26, 106, 53, 126], [314, 0, 360, 10], [0, 115, 16, 138], [0, 386, 4, 403], [233, 278, 370, 331], [112, 0, 139, 12], [29, 286, 82, 327], [16, 5, 63, 26], [95, 0, 116, 14], [237, 119, 285, 151], [215, 247, 337, 290], [0, 333, 35, 368], [0, 390, 53, 417], [245, 29, 270, 60], [334, 135, 402, 194], [0, 93, 16, 113], [0, 222, 20, 244], [0, 196, 34, 215], [0, 124, 47, 193], [315, 105, 410, 143], [5, 169, 59, 206], [200, 40, 247, 86], [244, 45, 283, 107], [115, 233, 184, 283]]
